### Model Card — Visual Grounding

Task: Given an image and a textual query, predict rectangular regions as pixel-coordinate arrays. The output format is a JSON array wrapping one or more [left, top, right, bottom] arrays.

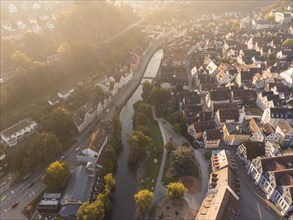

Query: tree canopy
[[128, 130, 153, 166], [170, 147, 196, 177], [282, 38, 293, 47], [134, 189, 154, 218], [147, 87, 171, 108], [43, 161, 69, 191], [21, 132, 63, 174], [76, 200, 104, 220], [166, 182, 187, 201]]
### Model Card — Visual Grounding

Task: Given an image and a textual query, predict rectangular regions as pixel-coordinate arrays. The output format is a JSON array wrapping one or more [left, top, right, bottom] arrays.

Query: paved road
[[230, 150, 281, 220], [0, 40, 163, 220]]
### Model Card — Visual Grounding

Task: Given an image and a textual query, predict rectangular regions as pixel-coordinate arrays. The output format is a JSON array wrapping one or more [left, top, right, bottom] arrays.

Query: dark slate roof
[[213, 102, 238, 113], [1, 118, 36, 138], [218, 108, 239, 123], [184, 95, 201, 105], [267, 95, 280, 101], [193, 120, 216, 133], [240, 71, 254, 82], [62, 165, 94, 203], [205, 129, 221, 140], [59, 204, 81, 220], [210, 89, 231, 101], [225, 122, 250, 135], [261, 91, 274, 97], [232, 89, 256, 100], [270, 108, 293, 119], [242, 141, 265, 160]]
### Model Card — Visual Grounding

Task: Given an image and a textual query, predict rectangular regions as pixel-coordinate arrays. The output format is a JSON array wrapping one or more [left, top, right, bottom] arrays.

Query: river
[[111, 49, 163, 220]]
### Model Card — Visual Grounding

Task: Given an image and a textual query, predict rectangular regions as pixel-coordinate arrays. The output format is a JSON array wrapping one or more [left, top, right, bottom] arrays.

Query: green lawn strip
[[141, 120, 164, 190]]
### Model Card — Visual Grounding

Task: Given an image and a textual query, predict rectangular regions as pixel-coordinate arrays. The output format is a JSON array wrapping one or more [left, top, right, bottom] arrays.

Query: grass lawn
[[247, 107, 262, 116], [140, 119, 164, 190]]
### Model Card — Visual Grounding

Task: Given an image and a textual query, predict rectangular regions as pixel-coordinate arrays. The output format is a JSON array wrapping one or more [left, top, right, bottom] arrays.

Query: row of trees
[[77, 173, 116, 220], [128, 100, 153, 166], [134, 182, 187, 219], [9, 132, 64, 175]]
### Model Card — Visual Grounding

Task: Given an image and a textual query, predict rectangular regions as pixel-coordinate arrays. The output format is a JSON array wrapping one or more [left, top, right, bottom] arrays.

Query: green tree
[[147, 88, 171, 108], [128, 131, 153, 165], [170, 147, 196, 177], [76, 200, 104, 220], [44, 107, 76, 142], [108, 112, 122, 151], [135, 125, 151, 136], [11, 50, 32, 68], [22, 132, 63, 174], [282, 39, 293, 47], [97, 188, 111, 211], [142, 81, 153, 100], [43, 161, 69, 191], [165, 141, 174, 152], [173, 123, 181, 133], [204, 151, 212, 160], [104, 173, 116, 191], [134, 189, 153, 219], [166, 182, 187, 202]]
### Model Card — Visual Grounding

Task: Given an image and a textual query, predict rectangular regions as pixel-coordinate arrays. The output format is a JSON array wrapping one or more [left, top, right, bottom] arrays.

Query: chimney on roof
[[236, 125, 242, 132]]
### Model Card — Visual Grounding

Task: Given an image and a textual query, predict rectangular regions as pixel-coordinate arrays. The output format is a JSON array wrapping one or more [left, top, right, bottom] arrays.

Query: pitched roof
[[1, 118, 36, 138], [242, 141, 265, 160], [277, 121, 293, 134], [193, 120, 216, 133], [232, 89, 256, 100], [218, 108, 239, 123], [210, 89, 231, 101], [261, 154, 293, 173], [205, 129, 221, 140], [225, 122, 250, 135], [270, 108, 293, 119], [249, 119, 260, 135], [213, 102, 238, 113], [262, 123, 275, 135]]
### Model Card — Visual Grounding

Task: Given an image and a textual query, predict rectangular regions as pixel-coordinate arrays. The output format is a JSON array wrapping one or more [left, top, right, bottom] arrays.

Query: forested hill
[[144, 0, 278, 24], [52, 2, 139, 43], [0, 2, 143, 118]]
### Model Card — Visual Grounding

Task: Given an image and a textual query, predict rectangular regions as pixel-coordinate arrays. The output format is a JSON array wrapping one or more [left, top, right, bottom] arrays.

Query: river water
[[111, 49, 163, 220]]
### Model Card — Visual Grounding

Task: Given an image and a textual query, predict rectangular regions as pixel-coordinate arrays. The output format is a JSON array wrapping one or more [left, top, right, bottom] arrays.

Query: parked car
[[11, 202, 19, 208], [75, 147, 80, 152]]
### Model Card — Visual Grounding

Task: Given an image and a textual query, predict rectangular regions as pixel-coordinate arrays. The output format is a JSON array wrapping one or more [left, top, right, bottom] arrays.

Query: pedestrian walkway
[[151, 107, 210, 212]]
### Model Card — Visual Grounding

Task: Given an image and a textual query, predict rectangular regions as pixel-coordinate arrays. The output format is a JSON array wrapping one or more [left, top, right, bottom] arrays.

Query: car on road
[[11, 202, 19, 208], [75, 147, 80, 152], [60, 155, 65, 161]]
